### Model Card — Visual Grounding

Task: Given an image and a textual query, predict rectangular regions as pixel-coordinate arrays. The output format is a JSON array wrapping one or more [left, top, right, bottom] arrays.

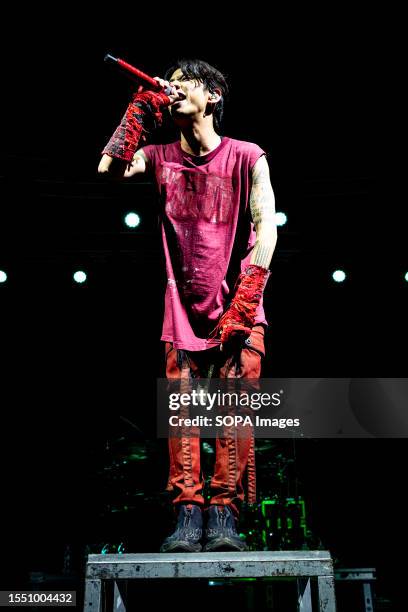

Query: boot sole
[[160, 541, 202, 553], [203, 537, 248, 552]]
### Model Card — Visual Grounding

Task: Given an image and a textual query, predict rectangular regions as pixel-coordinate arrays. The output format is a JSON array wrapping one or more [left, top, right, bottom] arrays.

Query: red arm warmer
[[212, 264, 270, 345], [102, 90, 170, 162]]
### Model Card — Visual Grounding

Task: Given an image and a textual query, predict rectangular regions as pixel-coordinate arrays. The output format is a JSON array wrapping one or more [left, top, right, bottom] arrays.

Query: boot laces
[[177, 507, 201, 539], [183, 508, 192, 527], [218, 508, 227, 527]]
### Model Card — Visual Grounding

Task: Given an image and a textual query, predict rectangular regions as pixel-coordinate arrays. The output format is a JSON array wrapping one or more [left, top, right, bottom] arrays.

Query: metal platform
[[335, 568, 376, 612], [84, 551, 336, 611]]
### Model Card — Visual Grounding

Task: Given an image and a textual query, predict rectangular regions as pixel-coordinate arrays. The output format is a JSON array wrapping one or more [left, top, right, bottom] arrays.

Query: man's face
[[168, 68, 211, 122]]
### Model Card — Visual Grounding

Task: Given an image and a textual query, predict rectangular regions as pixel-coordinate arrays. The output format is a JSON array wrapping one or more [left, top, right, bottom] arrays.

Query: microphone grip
[[104, 54, 175, 96]]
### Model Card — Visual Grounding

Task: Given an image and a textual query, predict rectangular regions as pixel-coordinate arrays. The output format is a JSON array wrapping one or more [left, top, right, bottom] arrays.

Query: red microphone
[[104, 53, 176, 96]]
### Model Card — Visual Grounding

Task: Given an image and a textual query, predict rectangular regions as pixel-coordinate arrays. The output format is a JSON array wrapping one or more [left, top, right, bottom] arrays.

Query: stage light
[[275, 212, 287, 226], [73, 270, 87, 284], [124, 212, 140, 228], [332, 269, 346, 283], [405, 271, 408, 282], [0, 270, 7, 283]]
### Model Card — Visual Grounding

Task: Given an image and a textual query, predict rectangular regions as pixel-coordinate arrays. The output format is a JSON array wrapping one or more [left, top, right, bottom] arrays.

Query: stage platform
[[84, 550, 336, 611]]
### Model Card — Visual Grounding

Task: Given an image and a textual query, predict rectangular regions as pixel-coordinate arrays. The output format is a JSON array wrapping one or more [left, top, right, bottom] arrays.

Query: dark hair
[[164, 59, 229, 133]]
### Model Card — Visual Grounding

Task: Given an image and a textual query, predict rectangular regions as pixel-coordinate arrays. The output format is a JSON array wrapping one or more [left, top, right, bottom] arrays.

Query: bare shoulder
[[252, 155, 270, 181]]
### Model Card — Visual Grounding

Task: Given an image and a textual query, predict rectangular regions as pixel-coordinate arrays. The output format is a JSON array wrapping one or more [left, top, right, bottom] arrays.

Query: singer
[[98, 59, 277, 552]]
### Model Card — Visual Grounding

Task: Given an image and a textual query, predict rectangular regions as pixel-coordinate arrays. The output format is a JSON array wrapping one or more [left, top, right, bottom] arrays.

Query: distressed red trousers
[[165, 325, 265, 517]]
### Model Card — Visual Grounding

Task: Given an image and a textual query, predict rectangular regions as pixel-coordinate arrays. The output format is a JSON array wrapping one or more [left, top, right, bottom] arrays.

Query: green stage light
[[0, 270, 7, 283]]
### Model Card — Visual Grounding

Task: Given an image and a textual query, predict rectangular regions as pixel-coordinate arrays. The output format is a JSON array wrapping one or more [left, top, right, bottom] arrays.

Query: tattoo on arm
[[251, 242, 275, 269], [249, 156, 277, 269], [124, 149, 148, 177], [134, 149, 148, 163]]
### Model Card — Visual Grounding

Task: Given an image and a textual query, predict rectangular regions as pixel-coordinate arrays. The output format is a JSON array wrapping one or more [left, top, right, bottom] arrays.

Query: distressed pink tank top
[[143, 137, 267, 350]]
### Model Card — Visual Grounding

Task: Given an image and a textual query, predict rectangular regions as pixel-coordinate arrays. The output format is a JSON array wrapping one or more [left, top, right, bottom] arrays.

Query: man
[[98, 59, 277, 552]]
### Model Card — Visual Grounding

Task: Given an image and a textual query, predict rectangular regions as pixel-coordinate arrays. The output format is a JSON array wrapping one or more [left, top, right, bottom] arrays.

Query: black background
[[0, 7, 405, 610]]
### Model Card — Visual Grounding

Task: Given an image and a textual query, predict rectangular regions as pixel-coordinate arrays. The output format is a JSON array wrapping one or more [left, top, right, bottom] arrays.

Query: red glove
[[213, 264, 270, 346], [102, 89, 170, 162]]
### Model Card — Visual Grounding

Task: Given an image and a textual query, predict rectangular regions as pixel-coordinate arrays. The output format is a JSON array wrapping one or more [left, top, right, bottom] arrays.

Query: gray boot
[[203, 505, 248, 552], [160, 504, 203, 553]]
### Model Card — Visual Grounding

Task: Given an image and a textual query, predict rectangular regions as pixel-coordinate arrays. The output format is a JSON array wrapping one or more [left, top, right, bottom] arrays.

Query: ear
[[208, 88, 222, 104]]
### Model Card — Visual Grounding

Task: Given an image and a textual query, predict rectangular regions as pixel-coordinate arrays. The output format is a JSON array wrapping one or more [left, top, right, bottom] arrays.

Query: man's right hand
[[153, 77, 186, 106]]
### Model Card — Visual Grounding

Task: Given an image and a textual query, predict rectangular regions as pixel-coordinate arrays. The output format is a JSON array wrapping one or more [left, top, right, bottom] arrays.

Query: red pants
[[165, 325, 265, 517]]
